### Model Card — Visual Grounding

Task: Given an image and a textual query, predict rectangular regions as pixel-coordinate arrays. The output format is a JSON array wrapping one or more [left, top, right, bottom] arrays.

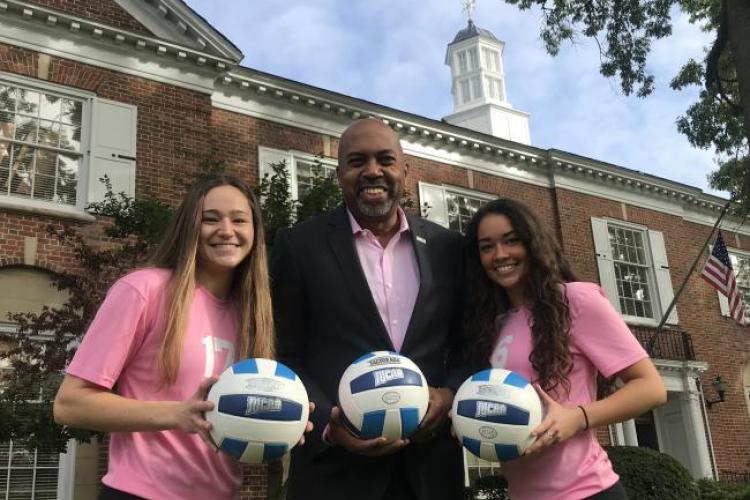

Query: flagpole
[[646, 199, 733, 353]]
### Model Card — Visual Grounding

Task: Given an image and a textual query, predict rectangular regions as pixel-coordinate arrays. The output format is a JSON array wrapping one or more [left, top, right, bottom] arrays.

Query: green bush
[[605, 446, 699, 500], [697, 479, 750, 500]]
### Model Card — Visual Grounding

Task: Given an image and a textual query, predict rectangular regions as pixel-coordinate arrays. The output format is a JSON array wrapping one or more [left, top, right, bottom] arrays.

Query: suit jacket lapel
[[326, 205, 394, 350], [401, 214, 433, 353]]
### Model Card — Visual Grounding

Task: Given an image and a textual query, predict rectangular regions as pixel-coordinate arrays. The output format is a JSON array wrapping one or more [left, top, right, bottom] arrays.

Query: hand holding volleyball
[[205, 358, 310, 464], [451, 368, 542, 461]]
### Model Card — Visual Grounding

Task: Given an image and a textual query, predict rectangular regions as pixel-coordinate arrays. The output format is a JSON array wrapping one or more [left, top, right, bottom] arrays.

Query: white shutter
[[88, 98, 137, 205], [648, 229, 679, 324], [590, 217, 620, 313], [418, 182, 448, 227], [258, 146, 293, 196], [717, 291, 730, 316]]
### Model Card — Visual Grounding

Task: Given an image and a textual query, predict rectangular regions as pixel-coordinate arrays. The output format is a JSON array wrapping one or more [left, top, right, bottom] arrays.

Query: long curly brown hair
[[464, 198, 578, 395]]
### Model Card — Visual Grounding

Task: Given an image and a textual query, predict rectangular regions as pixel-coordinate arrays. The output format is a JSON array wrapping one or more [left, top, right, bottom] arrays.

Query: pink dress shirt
[[348, 208, 420, 351]]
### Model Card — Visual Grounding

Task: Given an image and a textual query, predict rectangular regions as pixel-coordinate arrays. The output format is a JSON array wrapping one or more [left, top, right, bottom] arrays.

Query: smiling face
[[337, 119, 407, 223], [477, 213, 529, 306], [196, 184, 255, 277]]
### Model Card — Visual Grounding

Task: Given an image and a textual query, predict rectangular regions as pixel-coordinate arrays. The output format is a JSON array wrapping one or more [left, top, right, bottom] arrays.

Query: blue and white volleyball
[[338, 351, 429, 442], [205, 358, 309, 464], [451, 368, 542, 461]]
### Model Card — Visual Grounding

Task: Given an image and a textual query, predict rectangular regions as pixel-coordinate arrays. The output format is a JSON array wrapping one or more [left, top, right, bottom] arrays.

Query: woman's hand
[[296, 402, 315, 446], [172, 376, 219, 446], [523, 385, 586, 455]]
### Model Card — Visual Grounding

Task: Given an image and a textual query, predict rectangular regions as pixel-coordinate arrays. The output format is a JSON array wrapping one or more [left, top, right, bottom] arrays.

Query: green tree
[[501, 0, 750, 211]]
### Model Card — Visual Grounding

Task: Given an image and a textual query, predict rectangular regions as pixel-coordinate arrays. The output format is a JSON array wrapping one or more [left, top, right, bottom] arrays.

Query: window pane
[[295, 159, 335, 198], [460, 80, 470, 104], [8, 144, 34, 197], [14, 115, 37, 143], [0, 85, 16, 112], [38, 93, 61, 122], [17, 89, 39, 116], [0, 82, 84, 206], [445, 192, 488, 233], [37, 120, 60, 148]]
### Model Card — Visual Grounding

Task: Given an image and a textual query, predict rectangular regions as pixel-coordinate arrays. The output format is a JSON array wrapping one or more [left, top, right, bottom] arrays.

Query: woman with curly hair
[[463, 198, 666, 500]]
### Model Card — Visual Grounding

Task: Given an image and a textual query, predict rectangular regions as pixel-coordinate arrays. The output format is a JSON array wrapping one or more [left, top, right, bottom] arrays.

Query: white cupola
[[443, 18, 531, 144]]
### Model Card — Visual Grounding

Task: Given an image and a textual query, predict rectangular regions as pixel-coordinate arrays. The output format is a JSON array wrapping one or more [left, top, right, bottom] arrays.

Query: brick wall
[[27, 0, 152, 35]]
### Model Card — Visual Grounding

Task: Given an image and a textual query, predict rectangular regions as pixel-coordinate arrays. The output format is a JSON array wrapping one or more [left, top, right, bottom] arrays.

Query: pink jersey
[[489, 282, 647, 500], [67, 268, 242, 500]]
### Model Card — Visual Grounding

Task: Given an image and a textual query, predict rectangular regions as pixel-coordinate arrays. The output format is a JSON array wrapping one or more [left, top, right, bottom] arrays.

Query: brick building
[[0, 1, 748, 498]]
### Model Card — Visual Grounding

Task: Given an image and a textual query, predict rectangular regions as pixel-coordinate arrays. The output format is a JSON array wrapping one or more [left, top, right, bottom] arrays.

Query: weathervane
[[461, 0, 476, 21]]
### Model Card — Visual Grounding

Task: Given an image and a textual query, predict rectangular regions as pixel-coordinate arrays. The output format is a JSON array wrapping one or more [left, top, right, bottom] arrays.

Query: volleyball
[[337, 351, 429, 442], [451, 368, 542, 461], [205, 358, 309, 464]]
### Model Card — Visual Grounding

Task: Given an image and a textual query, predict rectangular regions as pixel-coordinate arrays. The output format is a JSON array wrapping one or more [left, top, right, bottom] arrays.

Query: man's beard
[[356, 196, 395, 217]]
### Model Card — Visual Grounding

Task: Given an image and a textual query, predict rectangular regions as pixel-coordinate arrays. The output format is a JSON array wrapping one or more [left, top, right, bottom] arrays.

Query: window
[[419, 182, 493, 233], [481, 47, 500, 72], [468, 48, 479, 71], [0, 441, 59, 500], [591, 218, 678, 325], [608, 225, 656, 318], [295, 158, 336, 198], [257, 147, 337, 202], [485, 77, 504, 100], [0, 82, 83, 205], [0, 76, 137, 213], [459, 80, 471, 104], [457, 51, 468, 74], [446, 191, 487, 233], [471, 76, 482, 100]]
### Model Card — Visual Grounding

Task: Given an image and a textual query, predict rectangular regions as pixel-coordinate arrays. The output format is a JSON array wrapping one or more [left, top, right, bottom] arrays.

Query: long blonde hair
[[149, 173, 274, 385]]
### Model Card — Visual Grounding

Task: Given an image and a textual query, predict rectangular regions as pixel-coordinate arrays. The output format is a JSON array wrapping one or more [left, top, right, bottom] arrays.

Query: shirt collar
[[347, 207, 410, 236]]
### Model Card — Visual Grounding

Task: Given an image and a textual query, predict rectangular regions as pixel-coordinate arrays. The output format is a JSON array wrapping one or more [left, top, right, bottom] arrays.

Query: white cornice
[[213, 68, 744, 232], [0, 1, 235, 76], [114, 0, 243, 62]]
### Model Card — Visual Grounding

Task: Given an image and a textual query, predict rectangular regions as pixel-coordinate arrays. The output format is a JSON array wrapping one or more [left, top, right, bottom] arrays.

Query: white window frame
[[0, 73, 136, 221], [0, 73, 93, 213], [716, 247, 750, 324], [418, 182, 494, 233], [257, 146, 336, 202], [591, 217, 678, 326]]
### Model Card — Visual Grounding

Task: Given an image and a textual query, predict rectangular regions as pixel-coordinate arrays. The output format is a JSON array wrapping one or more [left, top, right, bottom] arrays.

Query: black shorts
[[584, 481, 628, 500], [99, 485, 146, 500]]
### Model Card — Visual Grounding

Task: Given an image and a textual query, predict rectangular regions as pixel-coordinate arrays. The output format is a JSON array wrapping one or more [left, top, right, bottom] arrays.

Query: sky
[[186, 0, 723, 197]]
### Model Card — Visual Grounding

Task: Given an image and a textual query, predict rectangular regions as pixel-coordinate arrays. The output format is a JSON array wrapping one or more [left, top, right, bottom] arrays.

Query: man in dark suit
[[270, 119, 466, 500]]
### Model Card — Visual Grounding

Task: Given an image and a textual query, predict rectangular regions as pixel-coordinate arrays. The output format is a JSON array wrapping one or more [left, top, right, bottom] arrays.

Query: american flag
[[701, 231, 746, 323]]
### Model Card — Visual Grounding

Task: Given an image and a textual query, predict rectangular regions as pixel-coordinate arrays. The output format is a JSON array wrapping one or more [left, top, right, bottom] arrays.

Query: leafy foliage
[[605, 446, 700, 499], [697, 478, 750, 500], [501, 0, 750, 212]]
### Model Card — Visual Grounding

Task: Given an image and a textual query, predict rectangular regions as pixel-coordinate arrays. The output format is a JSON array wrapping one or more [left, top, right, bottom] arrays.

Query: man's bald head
[[336, 118, 408, 225]]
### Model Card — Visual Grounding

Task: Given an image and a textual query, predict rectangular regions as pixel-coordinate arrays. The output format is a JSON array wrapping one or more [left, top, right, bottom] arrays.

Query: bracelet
[[577, 405, 590, 430]]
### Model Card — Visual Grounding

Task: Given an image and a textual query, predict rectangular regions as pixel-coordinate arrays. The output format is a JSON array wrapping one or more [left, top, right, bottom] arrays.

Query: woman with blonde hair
[[54, 173, 279, 499]]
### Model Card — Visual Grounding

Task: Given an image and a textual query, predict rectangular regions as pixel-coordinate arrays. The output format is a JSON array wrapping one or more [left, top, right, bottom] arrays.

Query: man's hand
[[410, 387, 454, 444], [327, 406, 409, 456]]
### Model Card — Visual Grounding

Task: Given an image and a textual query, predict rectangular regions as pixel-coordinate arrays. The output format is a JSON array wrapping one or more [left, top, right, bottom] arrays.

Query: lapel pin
[[416, 236, 426, 244]]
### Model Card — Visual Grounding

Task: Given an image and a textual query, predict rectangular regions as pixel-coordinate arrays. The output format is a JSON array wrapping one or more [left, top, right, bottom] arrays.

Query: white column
[[57, 439, 77, 500], [622, 419, 639, 446], [613, 422, 625, 445], [684, 391, 714, 478]]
